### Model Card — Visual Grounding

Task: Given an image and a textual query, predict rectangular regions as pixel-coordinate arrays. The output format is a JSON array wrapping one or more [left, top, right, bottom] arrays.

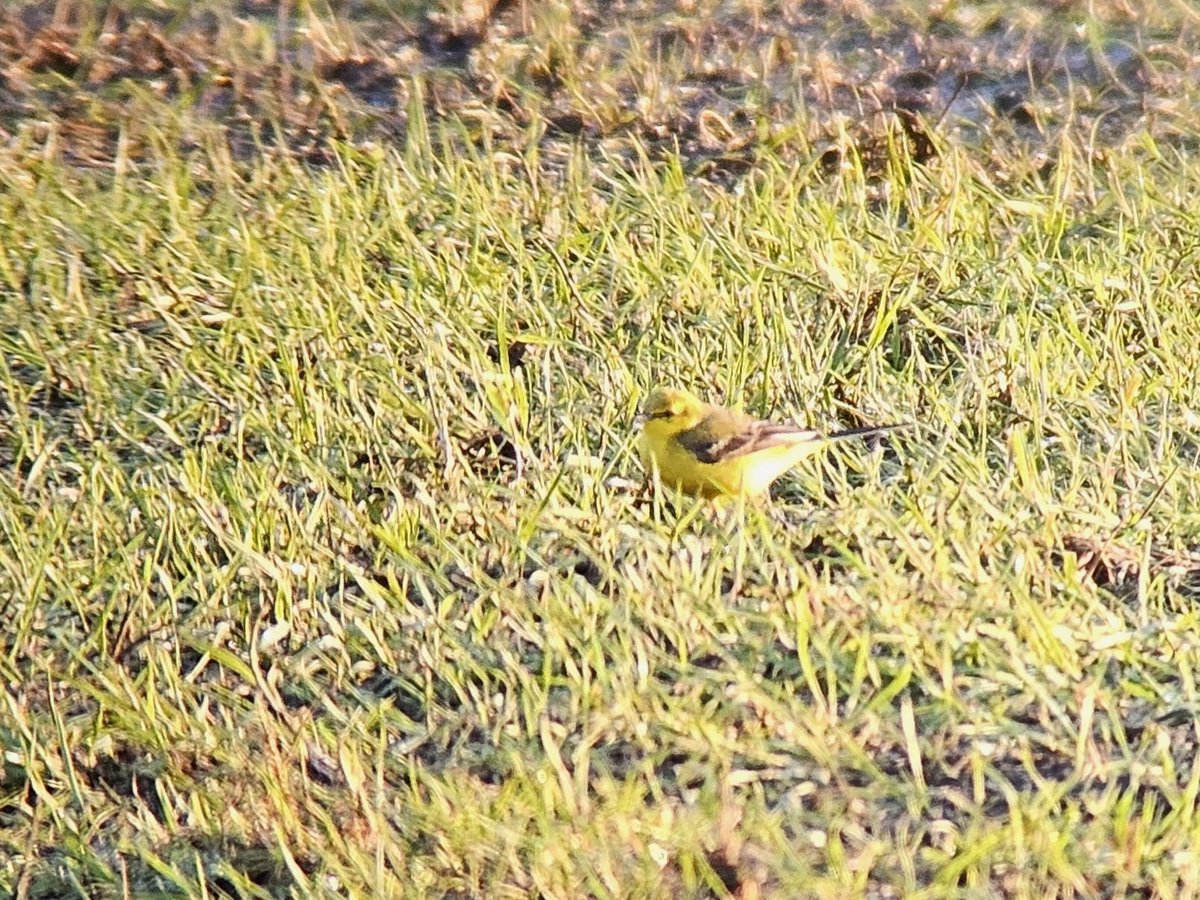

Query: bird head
[[641, 386, 704, 428]]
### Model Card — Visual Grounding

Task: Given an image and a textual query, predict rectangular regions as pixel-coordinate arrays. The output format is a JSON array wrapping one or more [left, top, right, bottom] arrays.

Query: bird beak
[[633, 413, 647, 430]]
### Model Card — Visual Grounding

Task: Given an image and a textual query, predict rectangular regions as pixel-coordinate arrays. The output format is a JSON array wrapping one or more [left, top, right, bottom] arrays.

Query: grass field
[[4, 1, 1200, 897]]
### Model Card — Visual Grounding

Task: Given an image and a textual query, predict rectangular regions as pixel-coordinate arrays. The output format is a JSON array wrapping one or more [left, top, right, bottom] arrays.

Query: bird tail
[[827, 423, 909, 442]]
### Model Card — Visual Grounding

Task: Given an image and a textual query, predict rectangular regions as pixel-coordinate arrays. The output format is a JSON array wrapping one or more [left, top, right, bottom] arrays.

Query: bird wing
[[675, 409, 823, 464]]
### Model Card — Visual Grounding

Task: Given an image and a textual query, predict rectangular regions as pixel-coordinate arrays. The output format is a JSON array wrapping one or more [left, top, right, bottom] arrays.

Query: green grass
[[4, 2, 1200, 898]]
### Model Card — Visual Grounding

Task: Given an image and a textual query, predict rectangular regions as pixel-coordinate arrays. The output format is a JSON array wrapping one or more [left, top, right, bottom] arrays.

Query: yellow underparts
[[638, 424, 825, 499]]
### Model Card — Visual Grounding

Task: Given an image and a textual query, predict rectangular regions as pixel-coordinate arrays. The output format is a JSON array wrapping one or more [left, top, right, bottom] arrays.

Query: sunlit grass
[[3, 3, 1200, 897]]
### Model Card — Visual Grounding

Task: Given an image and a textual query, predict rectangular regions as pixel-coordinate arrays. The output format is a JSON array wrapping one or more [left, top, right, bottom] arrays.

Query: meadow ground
[[3, 1, 1200, 896]]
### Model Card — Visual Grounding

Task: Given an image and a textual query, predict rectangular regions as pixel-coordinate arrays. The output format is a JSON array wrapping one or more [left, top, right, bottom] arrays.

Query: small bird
[[637, 386, 906, 500]]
